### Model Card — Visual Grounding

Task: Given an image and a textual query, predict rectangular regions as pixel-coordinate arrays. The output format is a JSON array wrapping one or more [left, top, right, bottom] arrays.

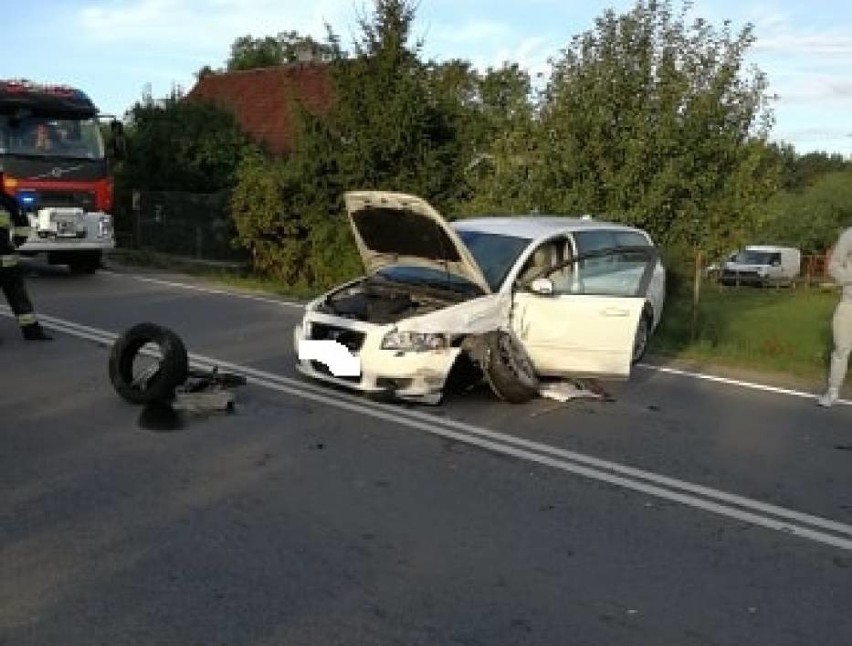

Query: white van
[[720, 245, 801, 287]]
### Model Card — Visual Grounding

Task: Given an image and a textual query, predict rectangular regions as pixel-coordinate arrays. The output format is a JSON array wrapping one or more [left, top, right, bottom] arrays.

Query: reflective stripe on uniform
[[1, 254, 18, 267], [17, 313, 38, 326], [13, 226, 32, 237], [0, 211, 10, 227]]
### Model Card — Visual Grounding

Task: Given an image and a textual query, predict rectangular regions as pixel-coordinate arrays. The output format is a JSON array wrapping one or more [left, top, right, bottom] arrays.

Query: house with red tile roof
[[186, 62, 333, 156]]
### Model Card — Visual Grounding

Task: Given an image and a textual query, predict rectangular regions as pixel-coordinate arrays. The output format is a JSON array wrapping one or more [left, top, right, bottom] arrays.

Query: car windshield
[[736, 250, 780, 265], [375, 265, 483, 296], [0, 115, 105, 159], [455, 230, 530, 291]]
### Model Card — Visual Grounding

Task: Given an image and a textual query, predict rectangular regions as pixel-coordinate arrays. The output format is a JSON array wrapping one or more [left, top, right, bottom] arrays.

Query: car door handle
[[601, 307, 630, 317]]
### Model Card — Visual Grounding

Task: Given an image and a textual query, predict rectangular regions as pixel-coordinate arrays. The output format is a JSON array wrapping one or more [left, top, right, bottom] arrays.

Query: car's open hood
[[344, 191, 492, 294]]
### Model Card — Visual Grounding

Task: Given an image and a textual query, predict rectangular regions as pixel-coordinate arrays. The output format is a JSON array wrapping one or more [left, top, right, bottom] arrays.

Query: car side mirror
[[529, 277, 554, 295], [107, 119, 127, 161]]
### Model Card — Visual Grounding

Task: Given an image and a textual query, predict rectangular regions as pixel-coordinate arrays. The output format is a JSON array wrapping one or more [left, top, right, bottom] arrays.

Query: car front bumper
[[293, 320, 461, 405]]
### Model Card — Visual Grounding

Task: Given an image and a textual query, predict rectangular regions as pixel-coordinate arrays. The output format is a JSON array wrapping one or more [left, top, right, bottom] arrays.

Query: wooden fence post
[[691, 249, 703, 341]]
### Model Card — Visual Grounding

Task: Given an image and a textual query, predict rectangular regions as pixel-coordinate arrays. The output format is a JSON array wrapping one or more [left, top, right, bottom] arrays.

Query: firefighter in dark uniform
[[0, 171, 52, 341]]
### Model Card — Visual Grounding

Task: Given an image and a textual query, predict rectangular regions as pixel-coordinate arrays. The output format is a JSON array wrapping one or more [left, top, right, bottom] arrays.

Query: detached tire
[[481, 331, 539, 403], [109, 323, 189, 404]]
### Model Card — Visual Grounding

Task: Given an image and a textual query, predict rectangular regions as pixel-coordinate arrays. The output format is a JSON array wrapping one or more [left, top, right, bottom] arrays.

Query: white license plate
[[56, 219, 78, 236]]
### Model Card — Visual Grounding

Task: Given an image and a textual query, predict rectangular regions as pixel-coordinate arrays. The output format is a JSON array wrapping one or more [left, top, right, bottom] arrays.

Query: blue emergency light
[[16, 189, 38, 211]]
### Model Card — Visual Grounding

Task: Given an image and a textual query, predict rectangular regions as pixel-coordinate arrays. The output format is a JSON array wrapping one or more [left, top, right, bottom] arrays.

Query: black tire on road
[[481, 331, 539, 404], [109, 323, 189, 405]]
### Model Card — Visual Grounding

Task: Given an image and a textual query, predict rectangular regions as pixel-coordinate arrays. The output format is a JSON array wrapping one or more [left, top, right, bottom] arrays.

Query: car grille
[[309, 323, 366, 353], [37, 190, 96, 212], [724, 270, 758, 277], [722, 270, 761, 283]]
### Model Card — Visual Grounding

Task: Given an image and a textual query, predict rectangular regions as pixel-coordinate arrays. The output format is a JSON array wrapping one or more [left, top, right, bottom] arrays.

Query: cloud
[[421, 16, 555, 80], [428, 19, 512, 45], [741, 6, 852, 118], [754, 32, 852, 57], [76, 0, 353, 49], [493, 37, 554, 78]]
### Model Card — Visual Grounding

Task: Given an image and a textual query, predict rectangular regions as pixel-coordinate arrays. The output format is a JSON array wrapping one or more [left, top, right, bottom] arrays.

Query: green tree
[[787, 150, 850, 190], [229, 147, 306, 279], [456, 64, 537, 215], [758, 169, 852, 253], [231, 0, 469, 286], [522, 0, 779, 263], [120, 89, 249, 192], [227, 32, 335, 70]]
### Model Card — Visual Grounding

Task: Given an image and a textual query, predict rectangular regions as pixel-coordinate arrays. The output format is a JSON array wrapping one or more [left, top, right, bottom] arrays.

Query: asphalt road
[[2, 260, 851, 646]]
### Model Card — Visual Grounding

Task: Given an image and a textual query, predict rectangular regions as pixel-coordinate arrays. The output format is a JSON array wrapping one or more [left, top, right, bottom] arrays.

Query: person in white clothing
[[819, 226, 852, 407]]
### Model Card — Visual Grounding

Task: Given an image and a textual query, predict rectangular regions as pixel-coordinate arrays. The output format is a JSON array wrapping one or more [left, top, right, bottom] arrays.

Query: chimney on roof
[[294, 41, 317, 63]]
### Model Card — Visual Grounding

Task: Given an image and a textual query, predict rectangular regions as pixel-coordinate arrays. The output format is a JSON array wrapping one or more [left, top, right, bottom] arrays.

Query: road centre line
[[6, 308, 852, 553], [104, 271, 841, 406]]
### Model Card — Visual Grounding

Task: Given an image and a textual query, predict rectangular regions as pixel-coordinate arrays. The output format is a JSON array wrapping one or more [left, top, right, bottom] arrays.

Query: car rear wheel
[[481, 331, 539, 403]]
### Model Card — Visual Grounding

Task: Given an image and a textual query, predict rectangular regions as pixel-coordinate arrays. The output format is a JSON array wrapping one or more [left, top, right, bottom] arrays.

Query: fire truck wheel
[[67, 251, 102, 274], [109, 323, 189, 405]]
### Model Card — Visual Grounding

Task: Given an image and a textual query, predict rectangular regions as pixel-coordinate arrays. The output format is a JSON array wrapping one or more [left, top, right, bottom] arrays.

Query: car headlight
[[381, 330, 448, 352]]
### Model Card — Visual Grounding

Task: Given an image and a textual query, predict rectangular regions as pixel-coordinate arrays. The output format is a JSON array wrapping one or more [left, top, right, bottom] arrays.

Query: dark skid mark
[[138, 402, 185, 432]]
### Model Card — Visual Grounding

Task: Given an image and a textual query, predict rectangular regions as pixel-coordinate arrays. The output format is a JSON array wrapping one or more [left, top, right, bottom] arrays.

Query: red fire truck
[[0, 79, 120, 273]]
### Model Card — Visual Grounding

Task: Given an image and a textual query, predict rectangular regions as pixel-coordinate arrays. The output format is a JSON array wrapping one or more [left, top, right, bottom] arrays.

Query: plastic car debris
[[174, 367, 247, 413], [538, 380, 612, 403]]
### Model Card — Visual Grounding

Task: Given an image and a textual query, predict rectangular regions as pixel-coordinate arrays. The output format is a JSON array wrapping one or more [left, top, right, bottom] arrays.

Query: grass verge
[[650, 282, 837, 386]]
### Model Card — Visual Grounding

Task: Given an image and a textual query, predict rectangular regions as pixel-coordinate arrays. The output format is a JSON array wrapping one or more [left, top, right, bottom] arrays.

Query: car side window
[[574, 230, 617, 273], [548, 237, 577, 292], [574, 230, 616, 254], [517, 239, 563, 284], [544, 246, 655, 297]]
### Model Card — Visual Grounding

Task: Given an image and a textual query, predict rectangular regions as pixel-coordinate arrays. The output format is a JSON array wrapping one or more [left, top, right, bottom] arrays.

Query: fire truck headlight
[[97, 214, 113, 238]]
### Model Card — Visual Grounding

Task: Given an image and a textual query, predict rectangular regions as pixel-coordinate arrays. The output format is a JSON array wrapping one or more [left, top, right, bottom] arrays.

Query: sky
[[2, 0, 851, 156]]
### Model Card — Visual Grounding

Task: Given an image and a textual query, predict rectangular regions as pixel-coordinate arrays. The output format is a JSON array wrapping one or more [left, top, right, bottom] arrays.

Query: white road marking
[[6, 307, 852, 553], [99, 270, 305, 308], [637, 362, 850, 405]]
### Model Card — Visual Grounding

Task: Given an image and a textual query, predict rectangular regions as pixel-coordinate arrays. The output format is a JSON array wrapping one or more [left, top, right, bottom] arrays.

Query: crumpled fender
[[394, 293, 511, 335]]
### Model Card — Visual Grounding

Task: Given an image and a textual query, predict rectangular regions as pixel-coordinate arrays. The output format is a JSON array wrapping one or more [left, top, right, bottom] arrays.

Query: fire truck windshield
[[0, 115, 105, 160]]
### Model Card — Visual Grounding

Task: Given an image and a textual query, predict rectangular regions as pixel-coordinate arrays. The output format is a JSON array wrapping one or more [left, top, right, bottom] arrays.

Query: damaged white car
[[294, 191, 665, 404]]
